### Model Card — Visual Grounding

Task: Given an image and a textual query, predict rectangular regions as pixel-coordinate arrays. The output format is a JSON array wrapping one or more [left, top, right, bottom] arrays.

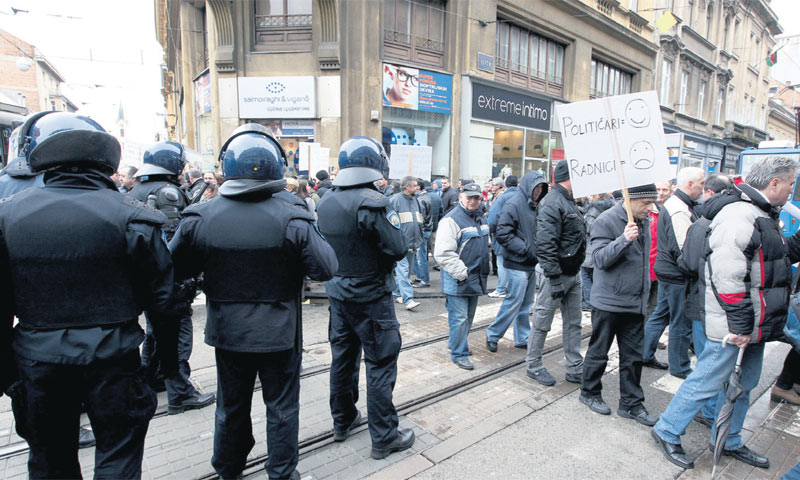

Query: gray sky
[[0, 0, 166, 145]]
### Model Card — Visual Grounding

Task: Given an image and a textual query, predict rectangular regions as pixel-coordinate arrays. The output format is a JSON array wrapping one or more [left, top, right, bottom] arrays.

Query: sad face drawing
[[625, 99, 650, 128], [630, 141, 655, 170]]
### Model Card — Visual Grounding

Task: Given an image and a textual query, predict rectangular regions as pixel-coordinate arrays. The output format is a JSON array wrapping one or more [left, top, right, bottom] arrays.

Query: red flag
[[767, 51, 778, 67]]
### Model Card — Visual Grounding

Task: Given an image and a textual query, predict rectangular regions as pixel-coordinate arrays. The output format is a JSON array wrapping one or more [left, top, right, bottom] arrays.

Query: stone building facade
[[652, 0, 782, 175], [155, 0, 661, 181]]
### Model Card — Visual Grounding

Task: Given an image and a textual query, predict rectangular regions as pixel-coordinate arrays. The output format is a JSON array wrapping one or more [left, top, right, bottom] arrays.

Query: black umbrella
[[711, 344, 746, 479]]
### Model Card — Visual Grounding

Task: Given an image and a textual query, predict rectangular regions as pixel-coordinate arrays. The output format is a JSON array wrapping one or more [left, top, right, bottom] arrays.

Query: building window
[[629, 0, 638, 12], [687, 0, 694, 28], [384, 0, 446, 68], [254, 0, 312, 52], [715, 87, 724, 125], [723, 16, 730, 50], [697, 79, 706, 119], [495, 23, 564, 96], [660, 59, 672, 106], [590, 59, 632, 98], [50, 100, 56, 111], [679, 71, 689, 114], [706, 5, 713, 38]]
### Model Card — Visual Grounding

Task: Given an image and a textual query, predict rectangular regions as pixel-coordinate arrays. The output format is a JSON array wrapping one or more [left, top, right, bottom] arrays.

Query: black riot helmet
[[3, 125, 36, 178], [219, 123, 287, 181], [137, 141, 187, 178], [20, 111, 120, 174], [334, 136, 389, 187]]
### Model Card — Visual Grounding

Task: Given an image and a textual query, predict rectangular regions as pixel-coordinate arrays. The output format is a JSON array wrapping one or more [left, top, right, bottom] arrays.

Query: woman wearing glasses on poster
[[383, 63, 419, 109]]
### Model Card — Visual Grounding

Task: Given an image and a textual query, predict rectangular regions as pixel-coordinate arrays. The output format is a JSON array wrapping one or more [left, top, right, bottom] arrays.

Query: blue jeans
[[496, 255, 508, 295], [581, 267, 593, 309], [654, 339, 765, 450], [414, 232, 431, 285], [643, 281, 692, 376], [692, 319, 718, 421], [446, 295, 478, 361], [393, 250, 415, 304], [486, 268, 535, 345]]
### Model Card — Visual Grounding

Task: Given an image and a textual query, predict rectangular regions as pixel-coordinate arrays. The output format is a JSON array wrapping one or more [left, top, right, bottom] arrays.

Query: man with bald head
[[642, 167, 705, 377]]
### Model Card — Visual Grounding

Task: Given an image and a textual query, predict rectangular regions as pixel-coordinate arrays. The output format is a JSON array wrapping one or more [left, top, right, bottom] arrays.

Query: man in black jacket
[[485, 171, 548, 351], [642, 167, 705, 377], [526, 160, 586, 386], [316, 169, 333, 198], [440, 176, 458, 214], [0, 112, 175, 478], [170, 124, 338, 480]]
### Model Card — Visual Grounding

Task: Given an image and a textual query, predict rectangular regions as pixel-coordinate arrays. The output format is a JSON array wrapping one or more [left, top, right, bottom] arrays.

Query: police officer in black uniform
[[0, 112, 175, 478], [0, 125, 44, 198], [317, 137, 416, 459], [170, 124, 338, 480], [129, 142, 216, 414]]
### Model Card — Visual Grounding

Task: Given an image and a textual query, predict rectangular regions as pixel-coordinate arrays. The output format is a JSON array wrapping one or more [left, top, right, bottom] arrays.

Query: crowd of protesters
[[338, 156, 800, 473]]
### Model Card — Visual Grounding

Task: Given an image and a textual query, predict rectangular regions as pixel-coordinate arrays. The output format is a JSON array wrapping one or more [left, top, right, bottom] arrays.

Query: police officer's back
[[169, 124, 337, 480], [317, 137, 415, 459], [129, 141, 216, 414], [0, 112, 174, 478]]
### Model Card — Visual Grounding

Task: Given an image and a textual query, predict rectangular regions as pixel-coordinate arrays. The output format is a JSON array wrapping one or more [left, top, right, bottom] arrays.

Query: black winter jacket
[[654, 189, 698, 284], [496, 172, 548, 271], [535, 184, 586, 279]]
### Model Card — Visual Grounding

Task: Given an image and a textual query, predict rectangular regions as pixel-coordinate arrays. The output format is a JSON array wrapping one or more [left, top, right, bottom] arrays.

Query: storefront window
[[493, 126, 524, 178], [477, 123, 557, 181], [383, 107, 452, 177]]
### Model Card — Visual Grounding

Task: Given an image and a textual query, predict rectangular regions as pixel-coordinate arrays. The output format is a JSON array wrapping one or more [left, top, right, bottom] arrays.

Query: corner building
[[155, 0, 658, 182]]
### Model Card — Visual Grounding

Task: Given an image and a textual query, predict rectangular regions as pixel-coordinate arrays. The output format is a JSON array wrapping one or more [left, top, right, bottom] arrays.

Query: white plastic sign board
[[389, 145, 432, 180], [555, 91, 671, 198], [298, 142, 321, 173], [315, 147, 331, 174]]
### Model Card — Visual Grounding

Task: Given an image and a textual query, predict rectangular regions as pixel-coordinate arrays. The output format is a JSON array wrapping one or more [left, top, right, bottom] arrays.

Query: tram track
[[0, 319, 497, 463], [202, 330, 593, 480]]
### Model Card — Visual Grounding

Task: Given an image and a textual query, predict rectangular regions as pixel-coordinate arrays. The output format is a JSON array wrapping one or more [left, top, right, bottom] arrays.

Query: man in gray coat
[[580, 184, 659, 426]]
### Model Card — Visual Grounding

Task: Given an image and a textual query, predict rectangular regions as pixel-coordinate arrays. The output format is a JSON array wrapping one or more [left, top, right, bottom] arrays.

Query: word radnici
[[561, 116, 625, 137], [476, 94, 548, 120], [569, 158, 617, 177]]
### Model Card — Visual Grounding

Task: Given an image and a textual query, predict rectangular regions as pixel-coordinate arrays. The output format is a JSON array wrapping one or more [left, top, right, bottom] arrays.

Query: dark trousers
[[141, 311, 197, 404], [9, 350, 156, 479], [212, 347, 300, 480], [776, 349, 800, 390], [329, 294, 401, 448], [581, 308, 646, 410]]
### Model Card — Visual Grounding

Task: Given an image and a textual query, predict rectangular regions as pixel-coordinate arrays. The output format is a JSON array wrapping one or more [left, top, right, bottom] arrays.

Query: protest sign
[[555, 91, 670, 200], [389, 145, 432, 180], [315, 147, 331, 174], [298, 142, 320, 173]]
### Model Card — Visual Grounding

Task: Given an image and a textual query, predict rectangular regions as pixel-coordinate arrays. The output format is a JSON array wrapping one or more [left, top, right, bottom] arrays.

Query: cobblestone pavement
[[1, 268, 798, 479]]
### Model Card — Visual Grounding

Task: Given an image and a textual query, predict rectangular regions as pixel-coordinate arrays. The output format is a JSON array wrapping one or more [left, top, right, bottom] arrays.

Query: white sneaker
[[405, 300, 420, 310], [395, 296, 404, 304], [487, 290, 506, 298]]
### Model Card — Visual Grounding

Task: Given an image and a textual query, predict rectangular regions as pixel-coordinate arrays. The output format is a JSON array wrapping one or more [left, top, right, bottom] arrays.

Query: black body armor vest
[[1, 187, 163, 329], [186, 195, 312, 302], [317, 188, 389, 278]]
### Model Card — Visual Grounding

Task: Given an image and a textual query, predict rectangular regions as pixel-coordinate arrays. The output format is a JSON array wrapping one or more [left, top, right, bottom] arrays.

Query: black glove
[[550, 279, 566, 300], [148, 310, 182, 378]]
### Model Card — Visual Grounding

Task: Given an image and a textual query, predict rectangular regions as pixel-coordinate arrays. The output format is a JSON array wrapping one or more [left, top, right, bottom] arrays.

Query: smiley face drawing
[[630, 141, 655, 170], [625, 99, 650, 128]]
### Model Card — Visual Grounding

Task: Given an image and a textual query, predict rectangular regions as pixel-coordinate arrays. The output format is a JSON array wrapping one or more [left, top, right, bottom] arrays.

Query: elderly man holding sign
[[555, 91, 671, 422]]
